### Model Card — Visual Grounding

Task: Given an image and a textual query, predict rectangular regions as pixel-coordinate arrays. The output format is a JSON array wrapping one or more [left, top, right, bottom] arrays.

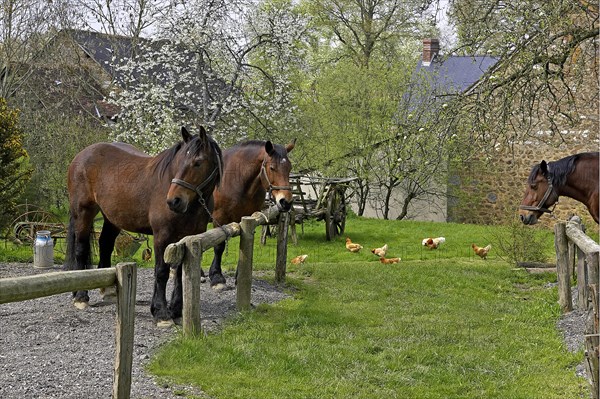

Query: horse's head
[[519, 160, 557, 225], [260, 139, 295, 212], [167, 126, 222, 214]]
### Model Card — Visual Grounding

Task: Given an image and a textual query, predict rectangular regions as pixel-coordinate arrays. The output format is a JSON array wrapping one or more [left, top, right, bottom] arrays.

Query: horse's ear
[[540, 160, 548, 176], [181, 126, 192, 143], [265, 141, 275, 156], [198, 125, 208, 144], [286, 138, 296, 153]]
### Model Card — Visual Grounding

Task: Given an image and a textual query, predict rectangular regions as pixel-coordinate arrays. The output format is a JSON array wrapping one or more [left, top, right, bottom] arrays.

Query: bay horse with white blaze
[[208, 139, 295, 289], [519, 152, 599, 225], [66, 126, 223, 326]]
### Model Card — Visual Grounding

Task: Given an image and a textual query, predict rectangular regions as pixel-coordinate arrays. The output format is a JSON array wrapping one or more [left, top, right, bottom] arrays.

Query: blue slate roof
[[414, 55, 499, 96], [65, 29, 227, 114], [67, 29, 152, 87]]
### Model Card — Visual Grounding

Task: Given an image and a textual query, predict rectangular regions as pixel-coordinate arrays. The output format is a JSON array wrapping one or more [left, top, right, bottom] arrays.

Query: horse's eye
[[269, 164, 276, 171], [531, 184, 537, 190], [194, 160, 202, 168]]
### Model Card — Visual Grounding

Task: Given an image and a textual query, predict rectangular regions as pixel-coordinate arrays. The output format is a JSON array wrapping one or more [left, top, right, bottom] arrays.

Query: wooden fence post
[[555, 222, 573, 312], [584, 252, 599, 399], [183, 239, 203, 336], [568, 217, 588, 308], [568, 216, 582, 284], [275, 212, 289, 284], [112, 262, 137, 399], [578, 245, 589, 310], [564, 219, 600, 399], [237, 216, 257, 310]]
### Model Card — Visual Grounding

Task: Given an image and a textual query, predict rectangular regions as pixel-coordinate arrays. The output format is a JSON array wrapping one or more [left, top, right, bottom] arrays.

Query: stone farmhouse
[[8, 29, 137, 122], [355, 39, 499, 222], [15, 29, 223, 125], [405, 38, 599, 226]]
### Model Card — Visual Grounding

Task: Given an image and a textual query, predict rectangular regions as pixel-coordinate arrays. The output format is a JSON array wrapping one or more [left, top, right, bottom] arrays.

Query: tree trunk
[[395, 193, 415, 221]]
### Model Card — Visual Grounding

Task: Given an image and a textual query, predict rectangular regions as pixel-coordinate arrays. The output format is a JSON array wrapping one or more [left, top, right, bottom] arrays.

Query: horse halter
[[259, 158, 292, 201], [519, 174, 557, 214], [171, 154, 221, 205]]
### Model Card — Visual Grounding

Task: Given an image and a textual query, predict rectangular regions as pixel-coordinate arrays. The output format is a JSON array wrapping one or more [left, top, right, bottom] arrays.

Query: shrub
[[489, 209, 552, 266], [0, 98, 32, 233]]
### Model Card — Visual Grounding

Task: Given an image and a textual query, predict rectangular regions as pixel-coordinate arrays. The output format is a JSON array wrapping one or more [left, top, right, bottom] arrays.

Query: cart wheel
[[325, 186, 346, 241], [8, 206, 67, 254]]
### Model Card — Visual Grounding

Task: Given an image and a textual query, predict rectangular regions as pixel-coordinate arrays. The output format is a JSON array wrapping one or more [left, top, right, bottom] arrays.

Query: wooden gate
[[555, 216, 599, 399]]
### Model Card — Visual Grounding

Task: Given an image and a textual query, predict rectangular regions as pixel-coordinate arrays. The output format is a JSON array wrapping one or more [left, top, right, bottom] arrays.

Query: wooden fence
[[555, 217, 599, 399], [0, 262, 137, 399], [164, 205, 287, 336]]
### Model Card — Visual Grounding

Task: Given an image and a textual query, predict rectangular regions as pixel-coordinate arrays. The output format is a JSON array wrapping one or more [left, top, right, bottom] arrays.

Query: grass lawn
[[146, 216, 589, 399]]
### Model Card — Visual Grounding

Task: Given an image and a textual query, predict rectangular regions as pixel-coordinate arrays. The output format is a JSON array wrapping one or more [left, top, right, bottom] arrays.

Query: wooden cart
[[6, 204, 148, 258], [291, 174, 357, 241], [261, 174, 357, 243], [7, 204, 67, 249]]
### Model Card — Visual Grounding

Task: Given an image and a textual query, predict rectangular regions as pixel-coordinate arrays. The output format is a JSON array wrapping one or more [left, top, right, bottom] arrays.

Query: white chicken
[[371, 244, 388, 258], [422, 237, 445, 249]]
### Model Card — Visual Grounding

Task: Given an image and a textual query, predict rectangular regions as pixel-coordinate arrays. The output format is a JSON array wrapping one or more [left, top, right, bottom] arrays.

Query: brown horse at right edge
[[519, 152, 599, 225], [207, 139, 295, 289]]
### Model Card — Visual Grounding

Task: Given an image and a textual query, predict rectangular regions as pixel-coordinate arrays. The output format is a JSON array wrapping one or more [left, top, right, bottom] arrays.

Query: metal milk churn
[[33, 230, 54, 268]]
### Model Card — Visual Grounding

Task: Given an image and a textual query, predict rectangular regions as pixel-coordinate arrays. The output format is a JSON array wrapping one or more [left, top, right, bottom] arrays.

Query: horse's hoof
[[100, 287, 117, 303], [73, 300, 89, 310], [200, 276, 207, 283], [156, 319, 175, 328], [211, 283, 227, 291], [101, 295, 117, 304]]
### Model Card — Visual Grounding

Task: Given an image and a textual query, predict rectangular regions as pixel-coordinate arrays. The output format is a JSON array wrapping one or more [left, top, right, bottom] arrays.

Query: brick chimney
[[422, 38, 439, 65]]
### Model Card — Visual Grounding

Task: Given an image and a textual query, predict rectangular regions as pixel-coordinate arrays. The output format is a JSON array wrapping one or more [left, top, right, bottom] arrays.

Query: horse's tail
[[65, 214, 77, 270]]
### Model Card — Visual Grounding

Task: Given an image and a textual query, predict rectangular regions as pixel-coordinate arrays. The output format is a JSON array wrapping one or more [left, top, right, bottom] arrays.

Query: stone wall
[[449, 130, 599, 228]]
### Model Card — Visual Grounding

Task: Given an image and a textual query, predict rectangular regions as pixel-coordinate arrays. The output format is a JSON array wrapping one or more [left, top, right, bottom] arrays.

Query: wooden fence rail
[[164, 205, 286, 336], [555, 217, 599, 399], [0, 262, 137, 399]]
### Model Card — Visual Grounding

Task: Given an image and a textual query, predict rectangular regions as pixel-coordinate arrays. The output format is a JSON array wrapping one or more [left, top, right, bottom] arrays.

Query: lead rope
[[198, 198, 231, 255]]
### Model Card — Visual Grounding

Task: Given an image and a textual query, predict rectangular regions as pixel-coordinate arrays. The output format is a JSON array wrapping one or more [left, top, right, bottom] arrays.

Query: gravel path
[[0, 263, 589, 398], [557, 287, 591, 381], [0, 262, 288, 399]]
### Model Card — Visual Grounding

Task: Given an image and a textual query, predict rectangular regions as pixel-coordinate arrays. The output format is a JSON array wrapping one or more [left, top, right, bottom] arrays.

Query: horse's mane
[[195, 136, 223, 186], [150, 141, 183, 179], [151, 142, 182, 180], [150, 135, 223, 183], [529, 152, 597, 188], [235, 140, 287, 160]]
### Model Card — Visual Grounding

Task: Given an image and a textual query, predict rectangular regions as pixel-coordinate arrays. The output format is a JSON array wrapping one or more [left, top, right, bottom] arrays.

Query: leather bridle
[[259, 158, 292, 203], [171, 154, 221, 205], [519, 174, 557, 214]]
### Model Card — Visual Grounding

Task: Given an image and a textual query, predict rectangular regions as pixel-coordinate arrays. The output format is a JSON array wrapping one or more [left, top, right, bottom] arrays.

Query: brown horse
[[66, 126, 222, 326], [208, 139, 295, 289], [519, 152, 599, 225]]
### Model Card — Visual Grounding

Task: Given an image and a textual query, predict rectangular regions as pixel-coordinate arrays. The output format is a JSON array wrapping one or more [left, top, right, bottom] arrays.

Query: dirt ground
[[0, 263, 591, 398], [0, 262, 288, 399]]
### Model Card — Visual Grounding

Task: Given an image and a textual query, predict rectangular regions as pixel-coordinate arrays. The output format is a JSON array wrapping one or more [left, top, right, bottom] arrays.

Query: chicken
[[379, 257, 400, 264], [472, 243, 491, 259], [345, 237, 363, 252], [371, 244, 388, 258], [291, 254, 308, 264], [422, 237, 445, 249]]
